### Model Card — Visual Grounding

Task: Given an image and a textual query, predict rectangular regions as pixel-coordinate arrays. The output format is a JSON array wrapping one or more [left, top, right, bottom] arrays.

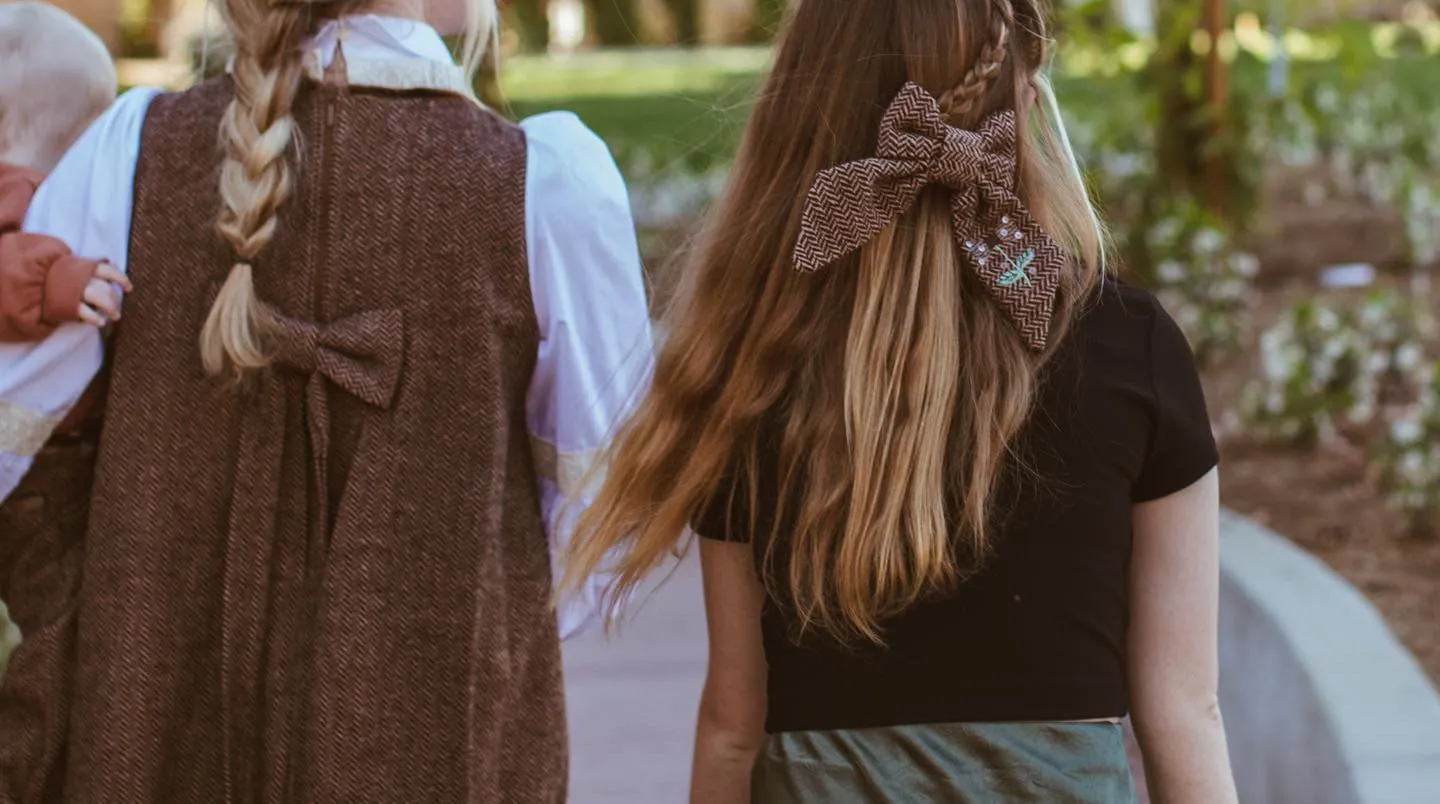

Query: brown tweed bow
[[792, 81, 1067, 351]]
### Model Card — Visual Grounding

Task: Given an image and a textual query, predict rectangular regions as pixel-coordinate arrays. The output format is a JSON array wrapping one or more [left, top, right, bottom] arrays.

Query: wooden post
[[1204, 0, 1230, 216]]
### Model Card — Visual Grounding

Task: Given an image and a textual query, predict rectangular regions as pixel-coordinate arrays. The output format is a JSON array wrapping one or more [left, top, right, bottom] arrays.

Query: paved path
[[564, 555, 706, 803]]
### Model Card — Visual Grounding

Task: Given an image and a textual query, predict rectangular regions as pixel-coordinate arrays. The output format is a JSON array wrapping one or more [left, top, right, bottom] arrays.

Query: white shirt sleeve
[[522, 112, 654, 640], [0, 86, 160, 502]]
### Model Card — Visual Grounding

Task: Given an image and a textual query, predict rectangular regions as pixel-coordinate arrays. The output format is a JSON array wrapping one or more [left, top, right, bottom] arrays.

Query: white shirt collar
[[307, 14, 456, 68], [299, 14, 471, 97]]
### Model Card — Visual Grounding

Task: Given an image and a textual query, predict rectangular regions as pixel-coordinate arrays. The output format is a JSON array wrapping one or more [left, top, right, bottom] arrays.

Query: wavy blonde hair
[[200, 0, 498, 376], [563, 0, 1105, 643]]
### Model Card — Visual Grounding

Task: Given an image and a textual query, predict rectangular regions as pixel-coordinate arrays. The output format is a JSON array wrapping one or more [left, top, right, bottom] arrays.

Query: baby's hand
[[77, 262, 133, 328]]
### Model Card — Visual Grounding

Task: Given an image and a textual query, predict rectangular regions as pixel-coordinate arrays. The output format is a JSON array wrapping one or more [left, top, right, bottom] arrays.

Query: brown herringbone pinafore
[[0, 439, 96, 803], [44, 78, 563, 802]]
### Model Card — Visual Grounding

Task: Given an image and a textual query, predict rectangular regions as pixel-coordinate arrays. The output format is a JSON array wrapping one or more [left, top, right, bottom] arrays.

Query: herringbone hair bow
[[792, 81, 1067, 351]]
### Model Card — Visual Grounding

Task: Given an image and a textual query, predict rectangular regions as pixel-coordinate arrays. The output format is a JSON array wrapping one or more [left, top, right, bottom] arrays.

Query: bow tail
[[305, 375, 333, 564], [218, 376, 288, 802], [950, 191, 1063, 352]]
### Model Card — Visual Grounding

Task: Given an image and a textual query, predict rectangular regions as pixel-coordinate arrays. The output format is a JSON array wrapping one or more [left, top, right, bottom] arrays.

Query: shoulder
[[89, 86, 165, 145], [1074, 276, 1191, 349], [1082, 276, 1162, 331], [520, 112, 629, 220], [1064, 276, 1201, 383]]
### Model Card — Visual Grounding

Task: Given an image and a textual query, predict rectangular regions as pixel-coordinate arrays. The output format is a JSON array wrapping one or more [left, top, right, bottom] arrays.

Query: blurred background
[[2, 1, 1439, 801]]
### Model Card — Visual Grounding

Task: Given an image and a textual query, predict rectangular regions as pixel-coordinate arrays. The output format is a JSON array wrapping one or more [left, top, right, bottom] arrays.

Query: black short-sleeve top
[[695, 281, 1218, 734]]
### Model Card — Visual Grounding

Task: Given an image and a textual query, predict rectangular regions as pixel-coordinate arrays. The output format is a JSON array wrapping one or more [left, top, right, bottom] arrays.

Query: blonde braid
[[937, 0, 1014, 121], [199, 4, 312, 376]]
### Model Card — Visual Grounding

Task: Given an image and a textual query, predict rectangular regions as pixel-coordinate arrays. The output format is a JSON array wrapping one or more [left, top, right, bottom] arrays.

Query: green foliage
[[1378, 361, 1440, 538], [1242, 299, 1370, 446], [503, 49, 764, 173], [1242, 289, 1436, 445], [1144, 199, 1260, 366]]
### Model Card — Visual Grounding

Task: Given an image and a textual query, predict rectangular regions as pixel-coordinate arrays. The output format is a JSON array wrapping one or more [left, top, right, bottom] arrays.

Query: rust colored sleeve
[[0, 163, 43, 228], [42, 253, 101, 327], [0, 162, 100, 340], [0, 232, 95, 340]]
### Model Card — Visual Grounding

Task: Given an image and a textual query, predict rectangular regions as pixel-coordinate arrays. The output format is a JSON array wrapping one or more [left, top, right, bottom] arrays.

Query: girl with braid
[[0, 0, 651, 801], [563, 1, 1239, 801]]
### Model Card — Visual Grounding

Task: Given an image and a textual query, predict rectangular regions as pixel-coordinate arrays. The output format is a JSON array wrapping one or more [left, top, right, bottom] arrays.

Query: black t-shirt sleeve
[[1132, 295, 1219, 503]]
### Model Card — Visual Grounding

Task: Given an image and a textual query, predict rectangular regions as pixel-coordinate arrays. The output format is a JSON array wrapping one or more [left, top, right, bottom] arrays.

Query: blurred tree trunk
[[1152, 0, 1242, 221], [511, 0, 551, 52], [749, 0, 787, 42], [588, 0, 643, 46], [665, 0, 702, 46], [1153, 1, 1207, 197], [1202, 0, 1231, 216]]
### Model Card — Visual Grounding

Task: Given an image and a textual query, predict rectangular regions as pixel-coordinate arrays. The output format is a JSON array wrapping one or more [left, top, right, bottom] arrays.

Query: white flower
[[1322, 338, 1349, 362], [1194, 228, 1226, 256], [1176, 304, 1200, 330], [1157, 260, 1186, 284], [1231, 253, 1260, 278], [1392, 417, 1425, 445], [1215, 278, 1248, 301], [1396, 342, 1425, 372], [1359, 301, 1388, 329], [1315, 307, 1342, 333], [1400, 450, 1426, 482], [1150, 218, 1183, 247], [1363, 351, 1391, 375], [1348, 401, 1375, 425]]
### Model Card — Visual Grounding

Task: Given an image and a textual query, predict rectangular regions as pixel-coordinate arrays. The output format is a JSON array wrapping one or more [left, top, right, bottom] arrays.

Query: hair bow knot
[[792, 82, 1067, 351]]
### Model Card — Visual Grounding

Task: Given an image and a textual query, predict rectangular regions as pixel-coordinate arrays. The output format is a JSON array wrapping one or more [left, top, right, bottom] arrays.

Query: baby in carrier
[[0, 3, 124, 799]]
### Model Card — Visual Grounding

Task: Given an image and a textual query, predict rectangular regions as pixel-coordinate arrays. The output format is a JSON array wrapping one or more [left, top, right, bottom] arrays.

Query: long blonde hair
[[563, 0, 1105, 643], [200, 0, 498, 376]]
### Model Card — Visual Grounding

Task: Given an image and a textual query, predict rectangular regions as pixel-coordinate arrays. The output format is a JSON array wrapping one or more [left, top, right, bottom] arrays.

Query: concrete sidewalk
[[563, 555, 706, 803]]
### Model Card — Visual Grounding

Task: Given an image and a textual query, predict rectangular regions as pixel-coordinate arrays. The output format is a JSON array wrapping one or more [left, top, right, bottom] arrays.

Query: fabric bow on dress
[[792, 81, 1068, 351]]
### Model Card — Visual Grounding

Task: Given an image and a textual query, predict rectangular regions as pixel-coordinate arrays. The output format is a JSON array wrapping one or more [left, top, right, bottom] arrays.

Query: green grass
[[501, 47, 767, 173], [496, 37, 1438, 178]]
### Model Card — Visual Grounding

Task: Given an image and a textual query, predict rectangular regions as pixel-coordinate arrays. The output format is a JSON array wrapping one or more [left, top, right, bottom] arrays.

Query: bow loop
[[270, 309, 404, 409], [791, 81, 1069, 351], [874, 83, 950, 163]]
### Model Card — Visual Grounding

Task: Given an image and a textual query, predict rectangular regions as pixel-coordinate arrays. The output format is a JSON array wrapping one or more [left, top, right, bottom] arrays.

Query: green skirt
[[751, 721, 1137, 803]]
